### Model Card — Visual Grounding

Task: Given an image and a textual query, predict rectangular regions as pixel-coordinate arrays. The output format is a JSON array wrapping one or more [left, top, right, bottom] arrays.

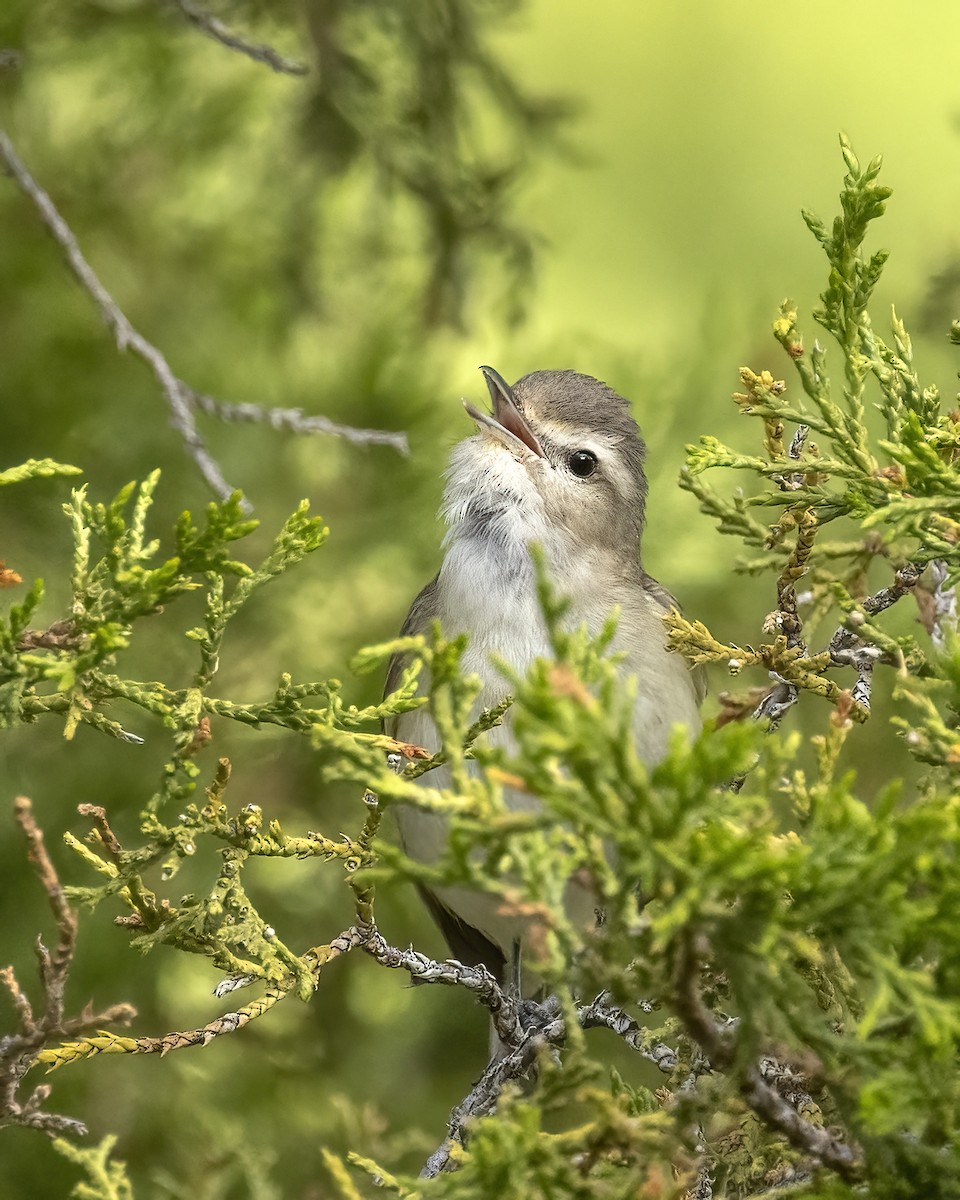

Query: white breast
[[393, 529, 701, 959]]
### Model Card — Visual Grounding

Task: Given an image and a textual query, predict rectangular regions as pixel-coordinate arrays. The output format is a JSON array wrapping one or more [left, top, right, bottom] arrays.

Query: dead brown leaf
[[0, 562, 23, 587]]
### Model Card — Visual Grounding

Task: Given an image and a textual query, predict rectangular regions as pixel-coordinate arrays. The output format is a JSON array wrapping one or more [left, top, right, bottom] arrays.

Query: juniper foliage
[[3, 138, 960, 1198]]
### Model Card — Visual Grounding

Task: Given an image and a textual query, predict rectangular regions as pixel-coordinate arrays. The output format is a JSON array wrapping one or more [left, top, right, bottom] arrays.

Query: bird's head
[[442, 366, 649, 573]]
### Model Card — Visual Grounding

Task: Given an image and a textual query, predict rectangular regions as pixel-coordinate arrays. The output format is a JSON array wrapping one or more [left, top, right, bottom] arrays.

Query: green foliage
[[2, 470, 334, 759], [349, 139, 960, 1195], [671, 135, 960, 726], [52, 1135, 134, 1200], [0, 457, 81, 486], [0, 466, 430, 1001], [6, 131, 960, 1199]]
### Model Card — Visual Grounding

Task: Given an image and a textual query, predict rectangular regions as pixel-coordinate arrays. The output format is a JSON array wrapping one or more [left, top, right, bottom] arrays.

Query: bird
[[387, 366, 703, 987]]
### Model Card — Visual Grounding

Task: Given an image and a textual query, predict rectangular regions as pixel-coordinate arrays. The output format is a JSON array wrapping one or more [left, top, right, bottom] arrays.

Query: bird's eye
[[568, 450, 598, 478]]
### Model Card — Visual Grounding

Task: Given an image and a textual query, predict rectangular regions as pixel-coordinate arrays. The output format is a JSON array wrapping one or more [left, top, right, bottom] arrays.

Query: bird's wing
[[640, 569, 708, 706], [384, 575, 509, 981], [383, 572, 440, 734], [639, 568, 681, 613], [416, 883, 506, 984]]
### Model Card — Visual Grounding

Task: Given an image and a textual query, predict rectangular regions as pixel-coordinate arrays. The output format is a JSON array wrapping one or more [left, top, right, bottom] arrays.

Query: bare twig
[[13, 797, 77, 1028], [672, 933, 736, 1070], [53, 991, 285, 1063], [421, 1002, 566, 1178], [361, 931, 522, 1048], [757, 1055, 817, 1113], [829, 561, 921, 664], [0, 129, 240, 503], [751, 678, 800, 729], [412, 980, 681, 1175], [16, 619, 82, 652], [343, 809, 678, 1177], [685, 1164, 715, 1200], [734, 501, 817, 771], [190, 390, 408, 454], [725, 675, 799, 793], [929, 559, 957, 649], [331, 900, 680, 1176], [0, 130, 408, 506], [0, 967, 37, 1038], [343, 799, 522, 1050], [419, 991, 679, 1177], [1, 798, 136, 1137], [48, 921, 512, 1079], [577, 992, 677, 1071], [825, 561, 920, 714], [730, 560, 921, 790], [75, 804, 124, 862], [171, 0, 309, 77], [770, 427, 810, 493], [740, 1061, 857, 1179], [859, 560, 922, 619]]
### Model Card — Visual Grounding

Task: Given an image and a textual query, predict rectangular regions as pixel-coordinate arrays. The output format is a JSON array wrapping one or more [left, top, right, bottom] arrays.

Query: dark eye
[[568, 450, 598, 478]]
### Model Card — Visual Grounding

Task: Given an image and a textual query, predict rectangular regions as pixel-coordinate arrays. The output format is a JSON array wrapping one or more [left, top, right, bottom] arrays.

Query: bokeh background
[[2, 1, 960, 1194]]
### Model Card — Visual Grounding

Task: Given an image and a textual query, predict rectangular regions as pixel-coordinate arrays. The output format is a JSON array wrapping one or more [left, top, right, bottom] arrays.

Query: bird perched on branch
[[388, 366, 703, 986]]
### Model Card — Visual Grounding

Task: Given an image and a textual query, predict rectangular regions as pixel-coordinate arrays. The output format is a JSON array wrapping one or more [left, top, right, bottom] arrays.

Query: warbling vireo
[[388, 366, 703, 983]]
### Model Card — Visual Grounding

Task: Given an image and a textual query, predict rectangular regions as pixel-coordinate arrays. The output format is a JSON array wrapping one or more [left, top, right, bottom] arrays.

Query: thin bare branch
[[421, 1003, 566, 1178], [825, 560, 920, 715], [43, 924, 509, 1079], [685, 1164, 714, 1200], [190, 390, 409, 455], [419, 992, 676, 1177], [578, 992, 677, 1071], [13, 797, 77, 1025], [1, 799, 136, 1138], [0, 129, 408, 507], [39, 927, 363, 1075], [928, 558, 956, 649], [361, 931, 522, 1047], [0, 130, 240, 504], [75, 804, 124, 863], [730, 559, 922, 791], [0, 967, 37, 1039], [860, 560, 922, 618], [171, 0, 309, 77], [398, 970, 682, 1175]]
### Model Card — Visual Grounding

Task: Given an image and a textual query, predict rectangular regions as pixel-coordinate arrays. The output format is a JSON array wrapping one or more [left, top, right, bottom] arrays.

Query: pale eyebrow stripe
[[535, 423, 637, 501]]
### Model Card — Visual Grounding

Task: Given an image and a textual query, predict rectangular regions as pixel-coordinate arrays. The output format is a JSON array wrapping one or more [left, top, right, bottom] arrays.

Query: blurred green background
[[2, 1, 959, 1194]]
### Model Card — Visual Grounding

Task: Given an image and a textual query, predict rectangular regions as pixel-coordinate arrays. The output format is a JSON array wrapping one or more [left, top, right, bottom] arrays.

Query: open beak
[[463, 365, 546, 460]]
